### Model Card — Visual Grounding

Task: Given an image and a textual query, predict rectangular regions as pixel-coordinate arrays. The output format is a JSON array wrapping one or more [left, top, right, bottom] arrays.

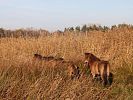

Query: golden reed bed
[[0, 30, 133, 99]]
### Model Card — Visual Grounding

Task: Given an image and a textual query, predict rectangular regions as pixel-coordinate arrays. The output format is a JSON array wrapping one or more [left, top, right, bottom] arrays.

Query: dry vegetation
[[0, 26, 133, 100]]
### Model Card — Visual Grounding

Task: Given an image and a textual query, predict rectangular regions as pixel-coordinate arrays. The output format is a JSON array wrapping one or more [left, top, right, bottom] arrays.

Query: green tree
[[98, 25, 104, 31], [0, 28, 5, 37], [111, 25, 117, 30], [64, 28, 68, 32], [75, 26, 80, 32], [81, 25, 87, 32], [92, 25, 99, 31], [69, 27, 74, 32], [103, 26, 109, 32]]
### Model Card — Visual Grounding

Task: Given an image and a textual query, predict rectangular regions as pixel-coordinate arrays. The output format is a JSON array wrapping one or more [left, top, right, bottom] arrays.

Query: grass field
[[0, 30, 133, 100]]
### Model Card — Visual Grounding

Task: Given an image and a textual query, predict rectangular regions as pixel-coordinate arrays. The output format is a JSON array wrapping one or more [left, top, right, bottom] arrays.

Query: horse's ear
[[84, 53, 88, 55], [76, 66, 79, 69], [84, 53, 90, 59], [34, 53, 39, 57], [84, 53, 91, 56]]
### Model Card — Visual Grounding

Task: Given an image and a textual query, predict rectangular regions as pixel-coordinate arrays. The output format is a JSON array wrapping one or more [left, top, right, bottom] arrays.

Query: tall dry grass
[[0, 30, 133, 99]]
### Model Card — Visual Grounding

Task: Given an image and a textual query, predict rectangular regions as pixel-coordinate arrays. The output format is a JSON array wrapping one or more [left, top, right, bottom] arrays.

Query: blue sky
[[0, 0, 133, 31]]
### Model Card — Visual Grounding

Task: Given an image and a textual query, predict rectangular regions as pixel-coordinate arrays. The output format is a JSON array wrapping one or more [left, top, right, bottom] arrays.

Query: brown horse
[[84, 53, 112, 86]]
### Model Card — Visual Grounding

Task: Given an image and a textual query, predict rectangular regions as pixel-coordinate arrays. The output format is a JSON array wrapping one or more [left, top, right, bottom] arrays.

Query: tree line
[[64, 24, 133, 32], [0, 24, 133, 38], [0, 28, 49, 38]]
